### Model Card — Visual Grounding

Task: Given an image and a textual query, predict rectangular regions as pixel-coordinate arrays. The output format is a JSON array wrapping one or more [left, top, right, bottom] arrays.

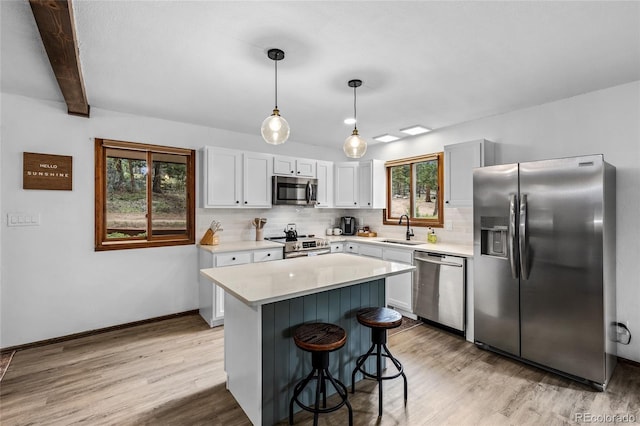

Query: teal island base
[[224, 279, 385, 425]]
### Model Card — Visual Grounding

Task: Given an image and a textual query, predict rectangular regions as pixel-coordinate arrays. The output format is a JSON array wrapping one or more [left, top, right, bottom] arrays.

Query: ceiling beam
[[30, 0, 90, 117]]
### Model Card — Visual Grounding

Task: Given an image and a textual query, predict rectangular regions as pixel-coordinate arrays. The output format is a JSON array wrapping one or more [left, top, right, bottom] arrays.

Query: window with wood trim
[[383, 153, 444, 227], [95, 138, 195, 251]]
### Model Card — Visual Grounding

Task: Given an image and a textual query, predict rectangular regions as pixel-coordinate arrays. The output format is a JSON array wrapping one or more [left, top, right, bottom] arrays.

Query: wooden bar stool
[[289, 323, 353, 426], [351, 307, 408, 417]]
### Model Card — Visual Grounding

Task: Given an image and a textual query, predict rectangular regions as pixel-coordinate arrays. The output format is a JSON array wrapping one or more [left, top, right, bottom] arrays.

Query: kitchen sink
[[380, 239, 424, 246]]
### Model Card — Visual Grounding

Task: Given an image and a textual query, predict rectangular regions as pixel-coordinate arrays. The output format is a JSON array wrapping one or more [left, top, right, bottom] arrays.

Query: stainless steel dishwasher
[[413, 251, 466, 334]]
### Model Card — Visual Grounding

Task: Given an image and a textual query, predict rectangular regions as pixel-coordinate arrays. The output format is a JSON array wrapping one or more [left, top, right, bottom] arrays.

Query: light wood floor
[[1, 314, 638, 425]]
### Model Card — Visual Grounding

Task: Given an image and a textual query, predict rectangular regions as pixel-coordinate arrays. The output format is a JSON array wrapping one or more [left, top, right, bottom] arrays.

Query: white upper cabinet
[[243, 152, 272, 207], [359, 159, 385, 209], [296, 159, 316, 177], [201, 147, 272, 208], [273, 156, 316, 177], [334, 162, 359, 207], [335, 160, 385, 209], [316, 161, 334, 208], [444, 139, 494, 206], [202, 147, 242, 208]]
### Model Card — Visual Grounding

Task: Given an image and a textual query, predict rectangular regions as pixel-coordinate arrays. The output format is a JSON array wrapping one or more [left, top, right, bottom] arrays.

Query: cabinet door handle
[[232, 257, 236, 261], [297, 171, 300, 174], [446, 201, 449, 204], [244, 201, 247, 204], [267, 253, 271, 256], [354, 202, 357, 205], [236, 200, 239, 204], [290, 170, 294, 174]]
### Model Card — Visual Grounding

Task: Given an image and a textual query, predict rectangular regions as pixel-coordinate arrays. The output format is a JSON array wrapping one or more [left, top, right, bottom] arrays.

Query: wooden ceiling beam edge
[[29, 0, 90, 118]]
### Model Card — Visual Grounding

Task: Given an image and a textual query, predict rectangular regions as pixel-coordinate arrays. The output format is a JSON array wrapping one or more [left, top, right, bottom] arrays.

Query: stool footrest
[[291, 370, 349, 415], [351, 341, 408, 417], [289, 366, 353, 425], [354, 351, 405, 381]]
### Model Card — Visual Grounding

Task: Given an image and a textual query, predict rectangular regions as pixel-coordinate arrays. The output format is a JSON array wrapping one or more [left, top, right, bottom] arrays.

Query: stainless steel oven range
[[265, 235, 331, 258]]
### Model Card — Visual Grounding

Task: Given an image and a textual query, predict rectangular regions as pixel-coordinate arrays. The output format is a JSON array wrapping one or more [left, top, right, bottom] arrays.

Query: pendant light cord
[[353, 84, 357, 131], [274, 58, 278, 109]]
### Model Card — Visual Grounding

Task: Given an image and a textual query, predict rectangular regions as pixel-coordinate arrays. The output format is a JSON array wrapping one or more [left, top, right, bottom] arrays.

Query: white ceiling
[[2, 1, 639, 151]]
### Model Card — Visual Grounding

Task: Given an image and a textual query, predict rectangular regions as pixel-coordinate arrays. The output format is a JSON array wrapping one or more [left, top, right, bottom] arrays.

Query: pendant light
[[261, 48, 290, 145], [343, 79, 367, 158]]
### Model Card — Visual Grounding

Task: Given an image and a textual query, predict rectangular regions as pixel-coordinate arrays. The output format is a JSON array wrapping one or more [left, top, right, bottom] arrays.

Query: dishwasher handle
[[413, 255, 463, 268]]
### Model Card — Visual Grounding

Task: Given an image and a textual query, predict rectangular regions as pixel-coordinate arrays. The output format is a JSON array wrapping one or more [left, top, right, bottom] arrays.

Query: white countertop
[[199, 236, 472, 257], [326, 236, 474, 257], [198, 240, 283, 253], [200, 253, 415, 307]]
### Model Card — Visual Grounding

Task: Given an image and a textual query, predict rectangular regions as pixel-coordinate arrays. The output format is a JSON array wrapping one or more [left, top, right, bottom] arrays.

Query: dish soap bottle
[[427, 228, 437, 244]]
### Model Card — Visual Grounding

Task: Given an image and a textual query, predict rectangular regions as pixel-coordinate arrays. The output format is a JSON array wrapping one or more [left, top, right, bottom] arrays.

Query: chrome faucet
[[399, 214, 414, 241]]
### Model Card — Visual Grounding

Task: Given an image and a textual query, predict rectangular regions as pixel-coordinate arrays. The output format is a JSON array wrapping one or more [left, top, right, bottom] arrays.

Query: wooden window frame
[[95, 138, 196, 251], [383, 152, 444, 228]]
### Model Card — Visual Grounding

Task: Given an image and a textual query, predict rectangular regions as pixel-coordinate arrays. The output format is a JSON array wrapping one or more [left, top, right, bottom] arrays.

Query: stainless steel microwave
[[272, 176, 318, 206]]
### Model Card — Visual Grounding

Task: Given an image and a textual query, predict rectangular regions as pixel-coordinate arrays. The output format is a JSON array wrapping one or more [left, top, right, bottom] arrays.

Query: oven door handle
[[285, 249, 331, 258]]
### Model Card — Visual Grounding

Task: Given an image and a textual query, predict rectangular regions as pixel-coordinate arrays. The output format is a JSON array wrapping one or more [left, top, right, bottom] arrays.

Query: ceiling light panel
[[400, 125, 431, 136], [373, 134, 400, 143]]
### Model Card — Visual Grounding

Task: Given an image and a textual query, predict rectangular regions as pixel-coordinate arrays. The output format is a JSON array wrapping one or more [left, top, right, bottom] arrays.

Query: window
[[95, 138, 195, 250], [383, 153, 444, 227]]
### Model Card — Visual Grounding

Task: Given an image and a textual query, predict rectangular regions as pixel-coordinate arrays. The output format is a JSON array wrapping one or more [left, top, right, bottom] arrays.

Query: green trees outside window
[[95, 139, 195, 251], [385, 153, 444, 228]]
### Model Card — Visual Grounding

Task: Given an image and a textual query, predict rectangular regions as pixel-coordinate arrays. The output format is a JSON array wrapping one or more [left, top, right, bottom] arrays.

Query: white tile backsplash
[[197, 206, 346, 242], [197, 206, 473, 244]]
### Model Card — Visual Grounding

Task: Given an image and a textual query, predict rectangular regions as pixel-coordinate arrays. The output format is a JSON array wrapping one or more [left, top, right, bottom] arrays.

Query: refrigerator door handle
[[519, 194, 530, 279], [508, 194, 519, 279]]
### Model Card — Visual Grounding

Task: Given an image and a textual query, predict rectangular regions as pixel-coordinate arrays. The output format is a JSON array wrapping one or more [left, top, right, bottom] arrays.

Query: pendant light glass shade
[[343, 79, 367, 158], [343, 129, 367, 158], [262, 49, 289, 145], [261, 108, 290, 145]]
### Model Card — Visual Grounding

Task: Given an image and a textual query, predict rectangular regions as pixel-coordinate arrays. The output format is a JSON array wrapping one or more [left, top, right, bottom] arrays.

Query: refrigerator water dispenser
[[480, 217, 508, 258]]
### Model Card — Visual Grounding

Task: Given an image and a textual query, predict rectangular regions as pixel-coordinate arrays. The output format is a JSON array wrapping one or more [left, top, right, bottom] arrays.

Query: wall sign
[[23, 152, 73, 190]]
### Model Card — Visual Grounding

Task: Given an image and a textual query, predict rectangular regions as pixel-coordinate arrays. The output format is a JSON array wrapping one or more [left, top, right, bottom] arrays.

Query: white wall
[[366, 81, 640, 362], [2, 80, 639, 362], [0, 93, 342, 348]]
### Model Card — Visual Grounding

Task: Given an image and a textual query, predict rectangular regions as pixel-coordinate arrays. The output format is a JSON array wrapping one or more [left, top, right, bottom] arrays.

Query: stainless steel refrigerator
[[473, 154, 616, 390]]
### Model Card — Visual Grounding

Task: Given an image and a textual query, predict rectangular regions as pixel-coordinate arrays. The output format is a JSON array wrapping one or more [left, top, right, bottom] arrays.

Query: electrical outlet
[[7, 212, 41, 227]]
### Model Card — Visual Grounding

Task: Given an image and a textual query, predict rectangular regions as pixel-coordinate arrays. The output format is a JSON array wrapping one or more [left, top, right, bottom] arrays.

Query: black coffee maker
[[340, 216, 357, 235]]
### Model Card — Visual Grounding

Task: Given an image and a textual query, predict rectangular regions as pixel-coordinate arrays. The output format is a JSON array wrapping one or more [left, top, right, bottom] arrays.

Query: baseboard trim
[[0, 310, 199, 354], [619, 356, 640, 368]]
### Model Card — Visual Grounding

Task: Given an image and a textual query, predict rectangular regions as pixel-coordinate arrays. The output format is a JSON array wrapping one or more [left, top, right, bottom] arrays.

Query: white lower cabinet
[[359, 244, 383, 259], [199, 247, 283, 326], [345, 242, 359, 254], [383, 248, 414, 315], [330, 242, 344, 253], [354, 243, 412, 315], [215, 252, 252, 267]]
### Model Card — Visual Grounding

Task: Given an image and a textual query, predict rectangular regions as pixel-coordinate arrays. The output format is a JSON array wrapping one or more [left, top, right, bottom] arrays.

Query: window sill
[[95, 238, 195, 251]]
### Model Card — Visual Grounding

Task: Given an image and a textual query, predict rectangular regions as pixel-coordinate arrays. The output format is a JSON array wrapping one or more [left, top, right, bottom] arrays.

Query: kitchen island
[[200, 253, 415, 425]]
